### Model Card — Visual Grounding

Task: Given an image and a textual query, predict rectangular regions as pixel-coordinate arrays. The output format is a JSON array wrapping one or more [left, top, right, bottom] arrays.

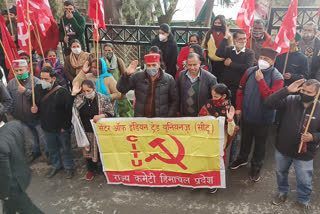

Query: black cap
[[9, 6, 16, 15], [260, 48, 278, 60], [1, 9, 8, 16], [159, 23, 170, 34]]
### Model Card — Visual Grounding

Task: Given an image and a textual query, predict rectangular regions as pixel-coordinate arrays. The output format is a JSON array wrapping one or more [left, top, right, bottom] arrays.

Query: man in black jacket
[[265, 79, 320, 213], [216, 29, 255, 107], [31, 66, 74, 178], [117, 53, 178, 117], [151, 23, 178, 78], [0, 117, 44, 214], [177, 53, 217, 116]]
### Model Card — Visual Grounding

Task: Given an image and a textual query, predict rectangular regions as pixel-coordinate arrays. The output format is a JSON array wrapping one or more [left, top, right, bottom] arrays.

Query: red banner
[[88, 0, 106, 41]]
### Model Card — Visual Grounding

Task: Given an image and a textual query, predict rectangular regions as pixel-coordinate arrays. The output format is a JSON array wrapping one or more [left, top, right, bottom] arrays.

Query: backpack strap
[[41, 85, 62, 103]]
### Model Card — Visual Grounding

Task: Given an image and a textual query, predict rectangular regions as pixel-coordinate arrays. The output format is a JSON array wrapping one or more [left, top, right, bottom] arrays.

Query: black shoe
[[27, 152, 41, 163], [230, 159, 248, 170], [272, 193, 288, 205], [296, 201, 311, 214], [249, 168, 261, 182], [45, 152, 51, 165], [65, 169, 74, 179], [46, 168, 60, 178], [208, 188, 218, 194]]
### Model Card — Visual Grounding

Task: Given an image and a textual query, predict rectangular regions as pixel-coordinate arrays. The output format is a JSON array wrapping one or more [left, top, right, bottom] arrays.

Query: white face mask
[[71, 48, 82, 55], [85, 91, 95, 99], [41, 80, 52, 90], [258, 59, 271, 70], [159, 34, 167, 42]]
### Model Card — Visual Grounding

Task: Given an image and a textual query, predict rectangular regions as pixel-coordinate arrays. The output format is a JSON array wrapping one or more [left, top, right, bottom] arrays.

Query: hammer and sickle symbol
[[145, 135, 187, 170]]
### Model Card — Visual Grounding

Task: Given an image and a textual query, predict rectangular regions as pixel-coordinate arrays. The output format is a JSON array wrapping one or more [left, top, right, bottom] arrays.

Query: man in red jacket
[[246, 20, 274, 64]]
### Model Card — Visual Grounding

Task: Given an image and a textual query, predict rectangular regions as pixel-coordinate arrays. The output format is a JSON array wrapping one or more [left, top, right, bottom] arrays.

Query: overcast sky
[[173, 0, 243, 21]]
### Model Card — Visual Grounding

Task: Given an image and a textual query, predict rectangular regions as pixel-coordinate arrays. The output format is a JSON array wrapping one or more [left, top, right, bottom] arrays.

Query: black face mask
[[213, 25, 225, 32], [300, 92, 315, 103]]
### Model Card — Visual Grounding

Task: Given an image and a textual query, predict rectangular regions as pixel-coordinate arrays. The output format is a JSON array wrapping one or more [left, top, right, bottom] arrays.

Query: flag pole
[[26, 0, 35, 106], [61, 17, 68, 48], [33, 22, 45, 59], [0, 39, 20, 86], [250, 28, 253, 49], [298, 88, 320, 153], [91, 19, 96, 55], [282, 51, 290, 75], [96, 2, 99, 93], [5, 0, 14, 38]]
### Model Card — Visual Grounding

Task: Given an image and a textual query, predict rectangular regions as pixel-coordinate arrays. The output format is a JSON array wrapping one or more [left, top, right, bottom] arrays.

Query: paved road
[[7, 130, 320, 214]]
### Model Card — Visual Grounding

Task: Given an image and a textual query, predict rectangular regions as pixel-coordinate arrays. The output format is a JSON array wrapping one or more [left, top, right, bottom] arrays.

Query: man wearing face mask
[[275, 34, 309, 86], [176, 53, 217, 117], [299, 22, 320, 81], [7, 60, 48, 163], [216, 29, 255, 107], [231, 48, 284, 182], [246, 20, 273, 64], [151, 23, 178, 78], [31, 66, 74, 179], [117, 53, 178, 117], [59, 0, 86, 56], [102, 43, 126, 81], [265, 79, 320, 213]]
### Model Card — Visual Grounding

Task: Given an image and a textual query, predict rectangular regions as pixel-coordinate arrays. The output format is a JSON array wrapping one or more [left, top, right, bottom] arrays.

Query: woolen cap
[[260, 48, 278, 60], [13, 59, 28, 68], [144, 53, 160, 63], [159, 23, 170, 34]]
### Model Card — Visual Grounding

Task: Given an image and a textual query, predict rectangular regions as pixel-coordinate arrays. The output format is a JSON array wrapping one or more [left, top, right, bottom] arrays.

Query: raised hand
[[224, 25, 232, 39], [287, 79, 305, 93], [82, 61, 90, 73], [227, 106, 235, 121], [126, 60, 139, 76], [71, 82, 81, 96]]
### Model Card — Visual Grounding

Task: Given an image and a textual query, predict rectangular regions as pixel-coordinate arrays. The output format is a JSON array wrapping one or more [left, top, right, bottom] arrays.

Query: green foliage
[[48, 0, 63, 21]]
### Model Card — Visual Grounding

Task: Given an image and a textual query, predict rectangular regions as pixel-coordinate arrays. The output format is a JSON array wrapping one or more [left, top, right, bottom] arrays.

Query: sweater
[[34, 83, 72, 132], [246, 32, 274, 61], [236, 66, 284, 125], [202, 32, 233, 62], [59, 10, 86, 50], [274, 50, 309, 86], [265, 87, 320, 160], [216, 38, 255, 90], [151, 34, 178, 78]]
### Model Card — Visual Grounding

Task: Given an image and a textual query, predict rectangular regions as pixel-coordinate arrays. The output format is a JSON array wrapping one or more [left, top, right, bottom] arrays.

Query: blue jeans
[[275, 149, 313, 205], [24, 121, 48, 153], [44, 128, 74, 170]]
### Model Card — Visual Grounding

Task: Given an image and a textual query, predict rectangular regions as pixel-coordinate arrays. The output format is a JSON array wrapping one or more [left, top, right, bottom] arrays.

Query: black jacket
[[151, 34, 178, 78], [177, 68, 217, 116], [0, 121, 31, 200], [265, 87, 320, 160], [216, 38, 255, 89], [309, 38, 320, 81], [117, 69, 178, 117], [34, 83, 72, 132]]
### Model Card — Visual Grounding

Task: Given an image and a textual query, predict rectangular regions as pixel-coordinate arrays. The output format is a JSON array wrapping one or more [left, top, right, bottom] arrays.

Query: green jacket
[[59, 10, 86, 50], [0, 121, 31, 200]]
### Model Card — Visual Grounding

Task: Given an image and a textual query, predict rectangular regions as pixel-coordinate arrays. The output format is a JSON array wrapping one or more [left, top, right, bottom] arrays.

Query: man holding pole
[[275, 34, 309, 86], [265, 79, 320, 214]]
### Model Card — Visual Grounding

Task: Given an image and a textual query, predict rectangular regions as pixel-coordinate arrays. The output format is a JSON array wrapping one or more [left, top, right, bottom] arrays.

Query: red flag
[[17, 0, 33, 53], [236, 0, 255, 37], [273, 0, 298, 55], [0, 15, 18, 79], [88, 0, 106, 41]]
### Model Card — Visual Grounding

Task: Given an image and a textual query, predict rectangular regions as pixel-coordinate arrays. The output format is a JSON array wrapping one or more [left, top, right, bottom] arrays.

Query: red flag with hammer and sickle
[[236, 0, 255, 38], [273, 0, 298, 55], [88, 0, 106, 41]]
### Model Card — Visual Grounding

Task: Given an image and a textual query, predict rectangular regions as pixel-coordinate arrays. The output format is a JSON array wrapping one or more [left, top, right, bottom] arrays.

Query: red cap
[[144, 53, 160, 63]]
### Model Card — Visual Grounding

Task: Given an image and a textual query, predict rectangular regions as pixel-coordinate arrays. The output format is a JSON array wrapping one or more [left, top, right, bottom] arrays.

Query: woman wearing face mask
[[72, 79, 114, 181], [64, 39, 90, 84], [151, 23, 178, 78], [202, 15, 232, 81], [73, 58, 123, 106]]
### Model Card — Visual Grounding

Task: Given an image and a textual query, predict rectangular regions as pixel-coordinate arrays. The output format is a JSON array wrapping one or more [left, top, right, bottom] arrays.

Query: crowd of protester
[[0, 1, 320, 213]]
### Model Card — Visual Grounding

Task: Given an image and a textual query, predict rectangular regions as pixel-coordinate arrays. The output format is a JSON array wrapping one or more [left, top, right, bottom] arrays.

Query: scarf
[[105, 54, 120, 81], [204, 99, 231, 124], [95, 58, 112, 98], [70, 51, 90, 75]]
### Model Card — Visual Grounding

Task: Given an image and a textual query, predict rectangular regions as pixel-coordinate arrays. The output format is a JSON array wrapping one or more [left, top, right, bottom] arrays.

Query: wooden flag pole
[[26, 0, 35, 106], [96, 2, 100, 93], [91, 19, 96, 55], [33, 22, 45, 59], [5, 0, 14, 37], [0, 39, 20, 86], [61, 17, 68, 48], [298, 88, 320, 153], [282, 51, 290, 75], [250, 29, 253, 49]]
